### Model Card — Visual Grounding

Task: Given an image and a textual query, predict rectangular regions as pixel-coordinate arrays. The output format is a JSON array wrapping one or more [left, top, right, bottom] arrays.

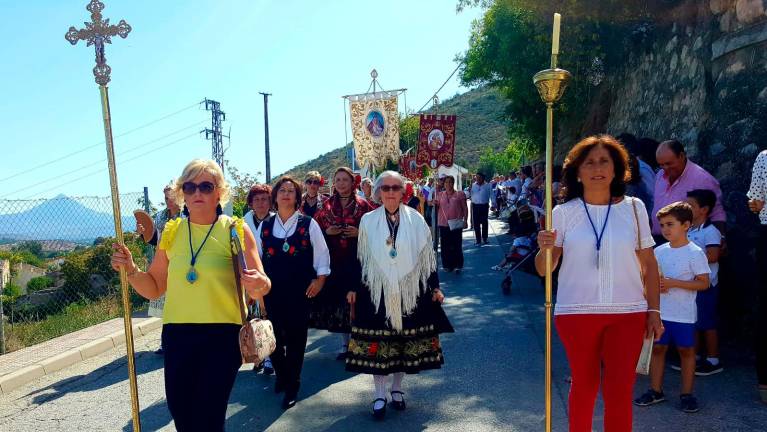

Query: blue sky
[[0, 1, 483, 203]]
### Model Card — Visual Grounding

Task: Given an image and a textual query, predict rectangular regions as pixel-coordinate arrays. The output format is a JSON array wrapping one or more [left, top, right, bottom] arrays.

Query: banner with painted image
[[416, 114, 456, 169], [399, 155, 422, 180], [349, 91, 401, 169]]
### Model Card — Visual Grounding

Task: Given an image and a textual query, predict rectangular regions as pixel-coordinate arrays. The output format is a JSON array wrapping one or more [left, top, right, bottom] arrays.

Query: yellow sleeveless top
[[159, 215, 246, 325]]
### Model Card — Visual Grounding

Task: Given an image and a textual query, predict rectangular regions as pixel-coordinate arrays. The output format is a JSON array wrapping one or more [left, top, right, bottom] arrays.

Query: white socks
[[707, 357, 720, 366], [373, 375, 387, 409], [373, 373, 406, 406], [391, 372, 405, 400]]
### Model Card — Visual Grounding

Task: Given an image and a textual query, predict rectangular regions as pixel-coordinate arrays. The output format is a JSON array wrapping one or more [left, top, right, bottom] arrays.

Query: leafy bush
[[0, 250, 44, 269], [26, 276, 54, 293], [3, 282, 22, 298]]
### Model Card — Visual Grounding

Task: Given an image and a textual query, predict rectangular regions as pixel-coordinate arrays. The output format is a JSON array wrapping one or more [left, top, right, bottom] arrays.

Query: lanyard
[[581, 198, 612, 268]]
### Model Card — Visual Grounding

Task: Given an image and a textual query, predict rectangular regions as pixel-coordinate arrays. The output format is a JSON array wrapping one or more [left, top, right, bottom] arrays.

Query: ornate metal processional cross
[[65, 2, 141, 431], [65, 0, 131, 85]]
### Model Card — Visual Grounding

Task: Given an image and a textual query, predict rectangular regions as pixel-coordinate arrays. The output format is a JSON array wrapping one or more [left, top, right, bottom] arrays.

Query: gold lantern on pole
[[533, 12, 571, 432]]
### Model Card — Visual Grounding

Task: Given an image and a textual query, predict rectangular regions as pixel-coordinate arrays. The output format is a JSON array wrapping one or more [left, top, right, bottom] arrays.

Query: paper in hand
[[635, 337, 654, 375]]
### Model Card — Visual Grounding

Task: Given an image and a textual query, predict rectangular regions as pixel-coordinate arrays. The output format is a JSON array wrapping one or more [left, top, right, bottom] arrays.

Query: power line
[[18, 132, 200, 199], [0, 101, 201, 184], [416, 62, 463, 113], [1, 124, 202, 199]]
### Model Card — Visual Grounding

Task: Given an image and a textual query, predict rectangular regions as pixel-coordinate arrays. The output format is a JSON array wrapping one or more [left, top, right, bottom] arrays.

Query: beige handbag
[[230, 225, 276, 364]]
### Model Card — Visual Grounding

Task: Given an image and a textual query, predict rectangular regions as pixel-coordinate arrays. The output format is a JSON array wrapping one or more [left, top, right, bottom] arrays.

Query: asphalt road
[[1, 218, 765, 431]]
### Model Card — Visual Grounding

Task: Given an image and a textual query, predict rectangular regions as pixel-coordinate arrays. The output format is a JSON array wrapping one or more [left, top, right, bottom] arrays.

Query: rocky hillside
[[280, 86, 509, 180]]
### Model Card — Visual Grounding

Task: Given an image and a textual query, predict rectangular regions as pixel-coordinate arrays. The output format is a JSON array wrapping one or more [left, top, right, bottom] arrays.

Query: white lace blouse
[[552, 197, 655, 315]]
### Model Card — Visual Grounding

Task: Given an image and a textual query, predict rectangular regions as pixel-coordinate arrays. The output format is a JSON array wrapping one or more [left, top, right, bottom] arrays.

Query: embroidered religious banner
[[349, 91, 401, 169], [399, 155, 422, 180], [416, 114, 456, 169]]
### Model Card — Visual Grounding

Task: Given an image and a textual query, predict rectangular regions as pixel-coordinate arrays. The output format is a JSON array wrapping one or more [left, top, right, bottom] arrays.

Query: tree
[[12, 241, 44, 260], [458, 0, 659, 151], [226, 162, 262, 218]]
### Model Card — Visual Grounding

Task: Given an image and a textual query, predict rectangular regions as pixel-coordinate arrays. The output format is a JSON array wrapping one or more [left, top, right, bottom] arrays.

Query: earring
[[182, 205, 190, 217], [577, 178, 582, 183]]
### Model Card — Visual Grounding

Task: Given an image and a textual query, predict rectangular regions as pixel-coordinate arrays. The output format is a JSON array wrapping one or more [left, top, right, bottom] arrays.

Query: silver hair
[[372, 170, 405, 204], [360, 177, 373, 187]]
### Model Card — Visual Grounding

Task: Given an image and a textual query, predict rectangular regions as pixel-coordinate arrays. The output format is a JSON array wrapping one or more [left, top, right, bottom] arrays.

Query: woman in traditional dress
[[312, 167, 374, 359], [301, 170, 327, 218], [111, 159, 271, 431], [346, 170, 454, 419], [255, 175, 331, 410]]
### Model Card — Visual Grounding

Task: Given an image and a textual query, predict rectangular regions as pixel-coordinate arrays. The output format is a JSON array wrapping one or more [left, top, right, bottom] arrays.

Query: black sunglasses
[[182, 181, 216, 195], [305, 179, 321, 185], [380, 185, 403, 193]]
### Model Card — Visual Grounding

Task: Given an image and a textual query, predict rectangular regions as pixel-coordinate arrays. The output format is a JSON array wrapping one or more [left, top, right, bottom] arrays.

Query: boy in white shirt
[[686, 189, 723, 376], [634, 201, 710, 413]]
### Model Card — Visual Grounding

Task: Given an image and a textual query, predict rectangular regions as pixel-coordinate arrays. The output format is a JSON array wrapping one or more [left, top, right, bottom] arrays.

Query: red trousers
[[555, 313, 646, 432]]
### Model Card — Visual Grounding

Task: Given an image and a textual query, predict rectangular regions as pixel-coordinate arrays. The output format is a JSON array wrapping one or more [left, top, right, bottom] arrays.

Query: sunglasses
[[182, 181, 216, 195], [380, 185, 403, 193], [305, 179, 321, 186]]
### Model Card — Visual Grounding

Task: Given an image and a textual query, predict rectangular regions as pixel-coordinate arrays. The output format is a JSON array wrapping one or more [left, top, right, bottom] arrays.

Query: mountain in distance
[[0, 194, 136, 243], [280, 86, 510, 180]]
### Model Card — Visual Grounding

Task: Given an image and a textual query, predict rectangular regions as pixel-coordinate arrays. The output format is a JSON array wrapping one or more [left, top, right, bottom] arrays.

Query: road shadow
[[26, 349, 164, 407]]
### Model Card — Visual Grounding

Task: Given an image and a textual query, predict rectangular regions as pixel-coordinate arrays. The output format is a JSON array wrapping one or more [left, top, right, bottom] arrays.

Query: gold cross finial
[[65, 0, 131, 86]]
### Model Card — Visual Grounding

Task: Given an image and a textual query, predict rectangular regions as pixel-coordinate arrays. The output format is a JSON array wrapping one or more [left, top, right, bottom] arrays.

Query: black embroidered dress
[[346, 216, 454, 376]]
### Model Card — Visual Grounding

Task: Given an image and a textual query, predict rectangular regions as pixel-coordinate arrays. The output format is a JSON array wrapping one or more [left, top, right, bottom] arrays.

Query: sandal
[[390, 391, 406, 411]]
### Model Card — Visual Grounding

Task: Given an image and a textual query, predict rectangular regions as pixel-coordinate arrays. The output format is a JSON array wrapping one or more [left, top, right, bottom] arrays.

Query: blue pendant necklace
[[186, 217, 219, 284], [581, 198, 612, 269]]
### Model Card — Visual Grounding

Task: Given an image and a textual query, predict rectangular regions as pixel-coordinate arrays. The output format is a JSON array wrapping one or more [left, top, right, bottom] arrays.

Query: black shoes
[[680, 394, 700, 413], [372, 398, 387, 419], [390, 391, 406, 411], [282, 393, 297, 410], [633, 389, 666, 406]]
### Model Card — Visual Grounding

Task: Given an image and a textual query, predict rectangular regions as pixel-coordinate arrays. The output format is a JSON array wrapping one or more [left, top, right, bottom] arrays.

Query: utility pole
[[259, 92, 272, 183], [202, 98, 226, 171]]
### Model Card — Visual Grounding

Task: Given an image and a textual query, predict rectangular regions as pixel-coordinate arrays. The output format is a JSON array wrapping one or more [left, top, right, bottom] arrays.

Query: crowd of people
[[111, 161, 453, 430], [108, 130, 767, 431]]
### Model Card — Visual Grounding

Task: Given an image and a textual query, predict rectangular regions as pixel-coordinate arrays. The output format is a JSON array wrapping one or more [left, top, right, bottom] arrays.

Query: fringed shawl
[[357, 204, 436, 330]]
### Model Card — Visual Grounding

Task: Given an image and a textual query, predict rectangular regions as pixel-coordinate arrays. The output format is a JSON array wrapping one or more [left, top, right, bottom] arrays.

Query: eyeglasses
[[305, 179, 321, 185], [380, 185, 403, 193], [182, 181, 216, 195]]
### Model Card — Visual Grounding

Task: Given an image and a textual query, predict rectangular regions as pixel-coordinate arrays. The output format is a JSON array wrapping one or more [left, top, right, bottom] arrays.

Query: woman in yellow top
[[111, 159, 271, 432]]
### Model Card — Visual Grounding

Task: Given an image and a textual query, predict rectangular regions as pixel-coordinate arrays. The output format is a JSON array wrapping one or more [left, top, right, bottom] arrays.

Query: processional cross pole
[[533, 12, 571, 432], [65, 2, 141, 431]]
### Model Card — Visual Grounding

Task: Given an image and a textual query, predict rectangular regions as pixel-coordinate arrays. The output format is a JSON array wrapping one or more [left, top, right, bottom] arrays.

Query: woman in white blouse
[[536, 135, 663, 432], [747, 149, 767, 404], [254, 176, 331, 410]]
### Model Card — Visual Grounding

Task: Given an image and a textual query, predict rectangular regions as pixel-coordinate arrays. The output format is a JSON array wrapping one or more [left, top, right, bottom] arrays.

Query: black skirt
[[308, 266, 357, 333], [346, 275, 454, 375]]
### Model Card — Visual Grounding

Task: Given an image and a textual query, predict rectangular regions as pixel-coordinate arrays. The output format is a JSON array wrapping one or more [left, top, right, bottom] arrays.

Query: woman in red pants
[[535, 135, 664, 431]]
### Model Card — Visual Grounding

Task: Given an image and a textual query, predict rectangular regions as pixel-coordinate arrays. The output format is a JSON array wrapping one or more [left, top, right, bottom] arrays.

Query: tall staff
[[532, 13, 571, 432], [65, 2, 140, 431]]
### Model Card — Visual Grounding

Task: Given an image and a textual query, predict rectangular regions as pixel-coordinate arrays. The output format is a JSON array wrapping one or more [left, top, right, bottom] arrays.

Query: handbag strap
[[229, 223, 249, 325]]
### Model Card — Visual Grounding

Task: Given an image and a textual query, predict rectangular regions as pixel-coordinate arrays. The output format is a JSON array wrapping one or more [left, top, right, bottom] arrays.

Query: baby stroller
[[498, 199, 540, 295]]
